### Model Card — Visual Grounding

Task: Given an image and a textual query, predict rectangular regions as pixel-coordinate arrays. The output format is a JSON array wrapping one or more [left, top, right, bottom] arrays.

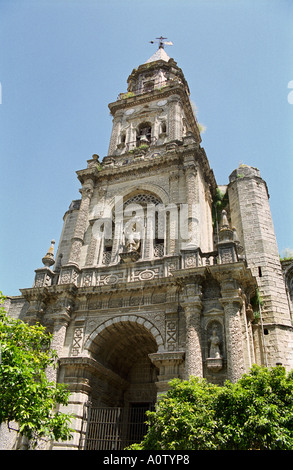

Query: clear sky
[[1, 0, 293, 296]]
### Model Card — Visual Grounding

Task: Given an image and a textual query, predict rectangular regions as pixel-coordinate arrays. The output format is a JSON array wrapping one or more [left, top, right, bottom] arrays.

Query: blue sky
[[1, 0, 292, 296]]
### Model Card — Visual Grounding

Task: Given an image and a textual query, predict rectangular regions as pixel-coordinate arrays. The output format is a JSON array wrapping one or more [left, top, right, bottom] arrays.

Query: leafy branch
[[0, 292, 73, 448]]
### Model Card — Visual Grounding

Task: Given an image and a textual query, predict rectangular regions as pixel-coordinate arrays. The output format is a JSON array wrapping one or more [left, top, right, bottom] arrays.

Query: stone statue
[[209, 327, 221, 359], [125, 224, 141, 253]]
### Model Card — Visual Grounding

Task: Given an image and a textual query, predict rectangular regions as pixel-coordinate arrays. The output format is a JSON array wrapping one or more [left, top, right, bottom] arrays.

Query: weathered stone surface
[[2, 51, 292, 451]]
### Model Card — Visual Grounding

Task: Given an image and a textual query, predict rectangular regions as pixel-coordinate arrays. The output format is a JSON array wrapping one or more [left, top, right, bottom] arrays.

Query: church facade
[[2, 43, 293, 449]]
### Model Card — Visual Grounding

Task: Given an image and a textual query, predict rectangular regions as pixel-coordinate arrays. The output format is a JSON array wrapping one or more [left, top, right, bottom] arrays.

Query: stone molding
[[84, 314, 164, 352], [59, 356, 129, 392]]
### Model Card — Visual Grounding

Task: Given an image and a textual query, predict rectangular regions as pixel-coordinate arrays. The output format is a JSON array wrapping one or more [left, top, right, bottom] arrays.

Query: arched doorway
[[84, 318, 161, 449]]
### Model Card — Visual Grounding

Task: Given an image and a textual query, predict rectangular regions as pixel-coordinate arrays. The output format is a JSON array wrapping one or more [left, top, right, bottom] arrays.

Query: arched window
[[97, 192, 173, 265], [123, 193, 165, 259]]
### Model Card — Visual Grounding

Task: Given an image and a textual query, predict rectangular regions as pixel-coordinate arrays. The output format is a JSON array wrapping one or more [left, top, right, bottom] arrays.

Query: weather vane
[[149, 36, 173, 49]]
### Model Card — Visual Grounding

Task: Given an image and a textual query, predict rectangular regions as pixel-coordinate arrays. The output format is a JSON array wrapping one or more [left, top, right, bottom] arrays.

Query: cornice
[[20, 284, 78, 303], [108, 84, 182, 114], [59, 356, 130, 388], [228, 167, 270, 199], [108, 82, 201, 143], [149, 351, 185, 366], [172, 261, 256, 287], [20, 286, 51, 303], [76, 149, 180, 185], [76, 142, 217, 194]]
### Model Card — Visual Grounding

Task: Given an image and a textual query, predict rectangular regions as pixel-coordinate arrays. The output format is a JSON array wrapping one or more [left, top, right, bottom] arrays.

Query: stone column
[[184, 303, 203, 378], [111, 203, 124, 264], [145, 205, 154, 259], [108, 112, 122, 155], [169, 172, 179, 255], [47, 310, 71, 383], [53, 357, 93, 450], [181, 282, 203, 379], [68, 178, 94, 267], [184, 163, 199, 248], [85, 220, 98, 266], [220, 281, 245, 383], [168, 96, 182, 141], [86, 187, 108, 266], [23, 295, 47, 326], [128, 122, 136, 150]]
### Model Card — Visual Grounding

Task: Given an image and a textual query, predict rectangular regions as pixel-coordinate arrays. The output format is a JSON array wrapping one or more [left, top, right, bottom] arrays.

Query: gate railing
[[81, 405, 153, 450]]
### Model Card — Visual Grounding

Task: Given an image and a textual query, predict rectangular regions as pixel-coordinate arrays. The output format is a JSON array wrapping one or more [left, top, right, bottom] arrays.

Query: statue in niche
[[125, 223, 141, 253], [208, 327, 221, 359]]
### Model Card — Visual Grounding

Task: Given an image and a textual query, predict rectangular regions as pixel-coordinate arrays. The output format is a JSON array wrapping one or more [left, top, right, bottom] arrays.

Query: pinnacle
[[42, 239, 55, 267], [145, 47, 171, 64]]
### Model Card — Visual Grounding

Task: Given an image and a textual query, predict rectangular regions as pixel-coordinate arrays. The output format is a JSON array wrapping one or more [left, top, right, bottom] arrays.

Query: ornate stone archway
[[84, 316, 164, 407]]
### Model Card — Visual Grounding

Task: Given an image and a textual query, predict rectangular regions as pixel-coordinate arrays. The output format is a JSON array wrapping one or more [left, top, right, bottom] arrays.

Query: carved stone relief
[[132, 267, 162, 282], [71, 325, 84, 356], [166, 317, 178, 351], [34, 272, 52, 287], [98, 272, 125, 286]]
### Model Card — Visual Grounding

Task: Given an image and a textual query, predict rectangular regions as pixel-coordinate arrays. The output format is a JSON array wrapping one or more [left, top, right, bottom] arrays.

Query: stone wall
[[228, 165, 293, 369]]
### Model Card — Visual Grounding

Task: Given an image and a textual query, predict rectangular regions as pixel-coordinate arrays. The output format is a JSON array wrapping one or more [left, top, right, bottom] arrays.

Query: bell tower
[[107, 40, 201, 156], [5, 40, 293, 450], [96, 39, 216, 262]]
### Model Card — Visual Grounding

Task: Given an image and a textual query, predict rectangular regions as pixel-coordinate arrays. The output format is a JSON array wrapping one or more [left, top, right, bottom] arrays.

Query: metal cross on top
[[149, 36, 173, 49]]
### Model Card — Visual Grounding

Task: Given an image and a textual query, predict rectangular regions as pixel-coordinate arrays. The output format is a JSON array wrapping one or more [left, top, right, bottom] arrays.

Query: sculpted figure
[[209, 328, 221, 359], [125, 224, 141, 253]]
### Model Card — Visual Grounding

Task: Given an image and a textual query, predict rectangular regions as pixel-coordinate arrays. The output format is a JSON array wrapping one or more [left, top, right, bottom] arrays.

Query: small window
[[137, 122, 152, 146], [160, 122, 167, 134], [117, 132, 126, 148], [144, 81, 154, 92]]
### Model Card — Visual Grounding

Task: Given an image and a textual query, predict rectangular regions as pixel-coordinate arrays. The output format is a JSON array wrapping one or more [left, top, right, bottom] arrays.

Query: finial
[[220, 210, 229, 229], [149, 36, 173, 50], [218, 211, 234, 243], [42, 239, 55, 267]]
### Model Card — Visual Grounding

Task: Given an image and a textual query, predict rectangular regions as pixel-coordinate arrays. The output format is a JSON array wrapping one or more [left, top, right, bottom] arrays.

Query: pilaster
[[55, 357, 95, 450], [219, 279, 245, 383], [184, 162, 199, 248], [108, 111, 123, 156], [68, 179, 94, 267], [47, 310, 71, 382], [168, 96, 182, 141], [20, 289, 49, 325], [111, 206, 124, 264], [181, 281, 203, 379], [169, 171, 179, 255]]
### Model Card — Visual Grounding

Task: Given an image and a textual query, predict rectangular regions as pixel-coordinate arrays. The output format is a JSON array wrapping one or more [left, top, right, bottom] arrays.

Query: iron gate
[[83, 405, 153, 450]]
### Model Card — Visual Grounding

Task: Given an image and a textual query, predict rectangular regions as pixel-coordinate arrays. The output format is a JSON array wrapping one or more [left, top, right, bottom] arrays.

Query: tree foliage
[[129, 365, 293, 450], [0, 292, 73, 448]]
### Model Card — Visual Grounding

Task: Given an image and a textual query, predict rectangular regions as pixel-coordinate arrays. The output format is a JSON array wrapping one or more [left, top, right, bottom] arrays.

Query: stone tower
[[228, 165, 293, 367], [2, 42, 293, 450]]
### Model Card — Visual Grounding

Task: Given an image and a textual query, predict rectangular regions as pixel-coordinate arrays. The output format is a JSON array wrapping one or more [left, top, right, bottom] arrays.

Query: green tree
[[0, 292, 73, 448], [129, 365, 293, 450]]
